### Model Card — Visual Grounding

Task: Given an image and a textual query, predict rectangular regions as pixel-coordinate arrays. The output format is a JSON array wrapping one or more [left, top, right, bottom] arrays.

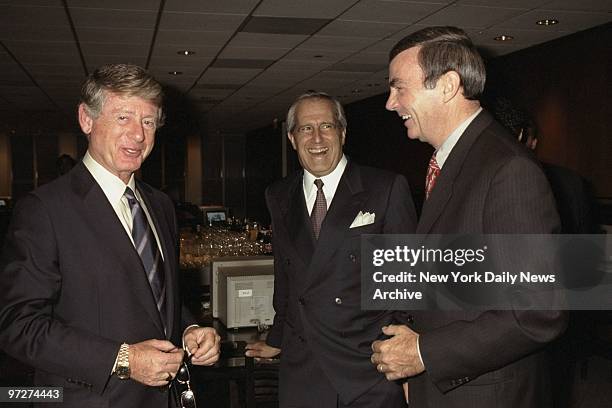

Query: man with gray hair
[[0, 63, 220, 407], [246, 91, 417, 407]]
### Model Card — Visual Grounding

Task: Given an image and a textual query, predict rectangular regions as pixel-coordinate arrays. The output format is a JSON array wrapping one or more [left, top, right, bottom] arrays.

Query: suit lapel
[[137, 181, 176, 339], [71, 163, 165, 335], [306, 162, 368, 288], [282, 173, 315, 268], [417, 110, 493, 233]]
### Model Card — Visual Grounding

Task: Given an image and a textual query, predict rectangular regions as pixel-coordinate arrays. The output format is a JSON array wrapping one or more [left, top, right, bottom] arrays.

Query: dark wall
[[484, 22, 611, 198]]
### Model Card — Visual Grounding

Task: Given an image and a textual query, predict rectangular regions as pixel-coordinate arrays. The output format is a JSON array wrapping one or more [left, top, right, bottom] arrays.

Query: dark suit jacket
[[410, 110, 567, 408], [0, 162, 189, 408], [265, 161, 417, 407]]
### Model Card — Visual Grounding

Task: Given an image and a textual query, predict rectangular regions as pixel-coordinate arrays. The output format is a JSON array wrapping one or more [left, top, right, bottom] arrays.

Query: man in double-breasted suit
[[246, 92, 417, 407], [370, 27, 567, 407], [0, 64, 220, 407]]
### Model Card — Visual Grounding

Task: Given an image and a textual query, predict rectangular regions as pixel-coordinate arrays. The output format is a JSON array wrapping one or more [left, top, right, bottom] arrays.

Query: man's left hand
[[370, 324, 425, 380], [182, 326, 221, 366]]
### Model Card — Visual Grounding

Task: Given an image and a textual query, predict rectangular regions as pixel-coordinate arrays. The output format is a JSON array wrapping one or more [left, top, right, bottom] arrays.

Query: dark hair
[[286, 91, 347, 134], [80, 63, 165, 126], [492, 96, 537, 141], [389, 26, 485, 100]]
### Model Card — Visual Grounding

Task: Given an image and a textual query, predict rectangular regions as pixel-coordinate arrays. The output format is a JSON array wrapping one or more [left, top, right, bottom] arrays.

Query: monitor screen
[[206, 210, 226, 223]]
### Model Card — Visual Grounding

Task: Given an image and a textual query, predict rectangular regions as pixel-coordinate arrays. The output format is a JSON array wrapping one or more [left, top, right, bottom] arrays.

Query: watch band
[[115, 343, 130, 380]]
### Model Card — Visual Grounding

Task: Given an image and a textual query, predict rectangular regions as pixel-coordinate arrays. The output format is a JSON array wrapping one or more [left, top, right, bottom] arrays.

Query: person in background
[[0, 63, 220, 407], [371, 26, 567, 408], [246, 91, 416, 407]]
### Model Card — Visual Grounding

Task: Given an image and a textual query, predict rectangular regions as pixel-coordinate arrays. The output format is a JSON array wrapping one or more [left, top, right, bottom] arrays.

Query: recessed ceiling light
[[177, 50, 196, 55], [536, 19, 559, 26], [313, 55, 324, 58], [168, 71, 183, 75], [494, 35, 514, 41], [351, 89, 361, 94]]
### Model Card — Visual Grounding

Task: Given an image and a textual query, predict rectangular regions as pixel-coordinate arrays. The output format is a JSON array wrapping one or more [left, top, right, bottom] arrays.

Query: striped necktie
[[311, 179, 327, 239], [124, 187, 166, 326]]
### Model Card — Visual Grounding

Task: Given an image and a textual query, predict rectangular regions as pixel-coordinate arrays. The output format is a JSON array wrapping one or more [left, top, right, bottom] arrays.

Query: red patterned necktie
[[425, 152, 440, 200], [311, 179, 327, 239]]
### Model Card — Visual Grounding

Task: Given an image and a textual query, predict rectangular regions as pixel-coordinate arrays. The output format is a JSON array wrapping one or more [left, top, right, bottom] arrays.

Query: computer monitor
[[200, 206, 227, 225], [210, 256, 274, 322]]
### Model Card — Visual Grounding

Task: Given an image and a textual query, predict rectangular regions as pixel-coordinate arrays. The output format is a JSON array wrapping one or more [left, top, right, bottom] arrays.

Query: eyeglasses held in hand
[[174, 361, 197, 408]]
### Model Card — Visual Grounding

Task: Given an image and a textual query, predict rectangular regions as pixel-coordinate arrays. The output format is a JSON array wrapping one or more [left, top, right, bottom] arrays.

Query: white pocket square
[[350, 211, 375, 228]]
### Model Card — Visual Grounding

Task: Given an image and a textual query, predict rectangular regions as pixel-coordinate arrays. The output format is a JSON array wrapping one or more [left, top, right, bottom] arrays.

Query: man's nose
[[385, 91, 396, 112], [129, 121, 146, 141]]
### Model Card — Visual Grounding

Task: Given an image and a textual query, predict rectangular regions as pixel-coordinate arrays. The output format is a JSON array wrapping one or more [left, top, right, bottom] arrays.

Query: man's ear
[[340, 128, 346, 146], [288, 132, 297, 150], [440, 71, 461, 103], [78, 104, 93, 135]]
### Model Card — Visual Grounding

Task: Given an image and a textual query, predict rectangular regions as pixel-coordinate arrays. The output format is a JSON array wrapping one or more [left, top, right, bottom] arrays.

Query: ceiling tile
[[212, 58, 275, 69], [318, 20, 407, 38], [164, 0, 259, 14], [197, 67, 262, 84], [0, 4, 66, 28], [67, 0, 161, 10], [0, 25, 74, 42], [148, 65, 205, 77], [254, 0, 357, 19], [70, 8, 157, 29], [417, 5, 526, 29], [148, 55, 214, 67], [540, 0, 612, 12], [498, 9, 611, 32], [228, 32, 308, 48], [339, 0, 446, 24], [160, 12, 246, 32], [152, 44, 222, 58], [156, 30, 234, 46], [456, 0, 548, 7], [80, 42, 149, 57], [241, 16, 331, 35], [218, 46, 291, 60], [326, 62, 386, 72], [298, 35, 377, 52], [77, 28, 153, 44]]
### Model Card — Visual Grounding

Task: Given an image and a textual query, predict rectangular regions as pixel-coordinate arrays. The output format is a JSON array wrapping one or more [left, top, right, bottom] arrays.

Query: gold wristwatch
[[115, 343, 130, 380]]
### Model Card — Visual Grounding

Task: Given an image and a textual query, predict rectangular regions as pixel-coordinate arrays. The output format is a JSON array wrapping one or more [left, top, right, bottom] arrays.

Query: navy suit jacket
[[265, 161, 417, 407], [410, 110, 567, 408], [0, 162, 190, 408]]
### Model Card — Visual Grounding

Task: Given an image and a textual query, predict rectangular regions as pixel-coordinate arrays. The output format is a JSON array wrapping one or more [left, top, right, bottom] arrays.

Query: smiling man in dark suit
[[370, 27, 567, 407], [0, 63, 220, 407], [246, 91, 417, 407]]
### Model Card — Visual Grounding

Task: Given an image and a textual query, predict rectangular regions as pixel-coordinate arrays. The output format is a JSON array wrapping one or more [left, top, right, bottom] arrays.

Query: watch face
[[116, 366, 130, 380]]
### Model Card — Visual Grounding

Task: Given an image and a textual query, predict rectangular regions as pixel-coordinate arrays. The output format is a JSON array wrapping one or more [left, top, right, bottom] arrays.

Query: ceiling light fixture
[[351, 89, 361, 94], [494, 35, 514, 41], [168, 71, 183, 75], [313, 55, 324, 58], [177, 50, 196, 55], [536, 19, 559, 26]]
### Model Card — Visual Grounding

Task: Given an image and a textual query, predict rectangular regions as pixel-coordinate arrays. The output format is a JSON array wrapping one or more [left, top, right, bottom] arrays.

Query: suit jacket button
[[335, 297, 342, 305], [349, 253, 357, 262], [298, 297, 305, 305], [298, 335, 305, 343]]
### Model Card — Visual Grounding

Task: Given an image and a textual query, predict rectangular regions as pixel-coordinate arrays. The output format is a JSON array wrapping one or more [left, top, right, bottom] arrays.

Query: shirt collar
[[82, 150, 136, 205], [436, 107, 482, 168], [303, 154, 347, 199]]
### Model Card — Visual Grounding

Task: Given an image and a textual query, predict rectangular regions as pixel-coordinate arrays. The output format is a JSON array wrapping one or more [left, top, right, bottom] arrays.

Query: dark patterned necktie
[[311, 179, 327, 240], [124, 187, 166, 326], [425, 152, 440, 200]]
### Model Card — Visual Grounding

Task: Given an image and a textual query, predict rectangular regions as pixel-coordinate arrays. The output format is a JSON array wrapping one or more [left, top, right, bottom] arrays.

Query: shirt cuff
[[182, 324, 201, 353], [416, 335, 425, 369]]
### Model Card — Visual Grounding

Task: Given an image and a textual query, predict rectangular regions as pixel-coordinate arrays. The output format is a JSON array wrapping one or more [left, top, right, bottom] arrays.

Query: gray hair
[[389, 26, 486, 100], [80, 63, 165, 126], [286, 91, 347, 133]]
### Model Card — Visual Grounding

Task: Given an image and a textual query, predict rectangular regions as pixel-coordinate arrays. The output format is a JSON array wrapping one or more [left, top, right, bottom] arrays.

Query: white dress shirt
[[436, 107, 482, 169], [303, 155, 348, 215], [82, 151, 164, 260]]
